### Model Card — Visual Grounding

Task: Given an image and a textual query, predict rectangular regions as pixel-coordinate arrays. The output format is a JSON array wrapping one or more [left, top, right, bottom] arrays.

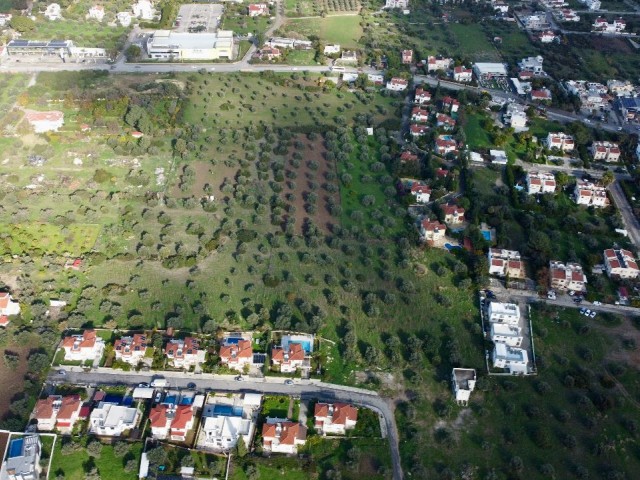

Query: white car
[[590, 311, 596, 318], [593, 301, 602, 306], [584, 309, 592, 316]]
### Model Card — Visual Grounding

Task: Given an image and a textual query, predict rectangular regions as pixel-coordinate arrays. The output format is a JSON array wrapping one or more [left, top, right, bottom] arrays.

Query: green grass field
[[23, 20, 129, 53], [464, 113, 492, 150], [50, 441, 142, 480], [0, 223, 101, 256], [448, 23, 501, 62], [283, 16, 363, 48]]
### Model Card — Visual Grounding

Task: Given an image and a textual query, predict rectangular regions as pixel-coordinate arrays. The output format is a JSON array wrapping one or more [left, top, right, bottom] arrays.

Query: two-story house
[[165, 337, 204, 369], [314, 403, 358, 435], [114, 334, 148, 365], [262, 420, 307, 454], [61, 329, 105, 363], [549, 261, 587, 292]]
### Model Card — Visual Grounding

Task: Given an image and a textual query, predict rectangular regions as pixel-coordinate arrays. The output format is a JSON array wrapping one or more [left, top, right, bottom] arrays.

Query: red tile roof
[[62, 330, 97, 350], [171, 405, 194, 430], [262, 422, 307, 445], [57, 396, 81, 420], [220, 339, 253, 361], [272, 343, 305, 362], [150, 404, 169, 428]]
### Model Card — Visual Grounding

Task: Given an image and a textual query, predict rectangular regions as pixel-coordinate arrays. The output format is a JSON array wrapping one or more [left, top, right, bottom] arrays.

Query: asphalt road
[[609, 180, 640, 248], [48, 368, 404, 480], [493, 285, 640, 316]]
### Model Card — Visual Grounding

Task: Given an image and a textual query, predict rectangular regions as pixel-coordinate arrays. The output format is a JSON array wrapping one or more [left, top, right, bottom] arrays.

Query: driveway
[[48, 368, 404, 480]]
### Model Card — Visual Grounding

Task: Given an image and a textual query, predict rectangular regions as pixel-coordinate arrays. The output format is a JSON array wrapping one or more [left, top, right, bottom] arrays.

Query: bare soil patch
[[282, 135, 339, 235], [172, 161, 239, 200], [598, 316, 640, 367]]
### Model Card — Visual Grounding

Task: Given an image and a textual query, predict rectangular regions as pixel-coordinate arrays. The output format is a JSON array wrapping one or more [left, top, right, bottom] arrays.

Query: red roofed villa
[[314, 403, 358, 435]]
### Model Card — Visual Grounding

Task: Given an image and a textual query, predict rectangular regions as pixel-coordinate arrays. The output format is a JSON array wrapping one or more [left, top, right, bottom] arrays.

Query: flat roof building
[[146, 30, 234, 61], [473, 62, 508, 80]]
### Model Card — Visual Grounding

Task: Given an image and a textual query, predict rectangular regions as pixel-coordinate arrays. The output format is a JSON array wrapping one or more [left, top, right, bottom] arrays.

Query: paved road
[[48, 368, 404, 480], [609, 180, 640, 248], [490, 285, 640, 316], [515, 159, 631, 181]]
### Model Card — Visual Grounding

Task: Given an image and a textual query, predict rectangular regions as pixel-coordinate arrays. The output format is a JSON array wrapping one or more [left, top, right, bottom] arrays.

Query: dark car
[[187, 382, 196, 389]]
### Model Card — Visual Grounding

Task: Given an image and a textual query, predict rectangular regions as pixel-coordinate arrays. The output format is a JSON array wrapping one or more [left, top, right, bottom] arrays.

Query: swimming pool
[[164, 395, 177, 405], [8, 438, 23, 458], [212, 404, 242, 416], [104, 394, 123, 404], [481, 230, 491, 241], [179, 397, 194, 406], [445, 243, 462, 251]]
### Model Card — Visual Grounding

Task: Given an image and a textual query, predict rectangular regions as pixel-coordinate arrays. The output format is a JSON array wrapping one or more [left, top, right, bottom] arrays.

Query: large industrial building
[[145, 30, 234, 61]]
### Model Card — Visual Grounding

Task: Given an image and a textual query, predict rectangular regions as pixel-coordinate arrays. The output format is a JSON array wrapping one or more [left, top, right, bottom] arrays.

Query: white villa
[[487, 302, 521, 325], [89, 402, 140, 437], [197, 393, 262, 452], [61, 329, 105, 363], [490, 323, 523, 347], [492, 343, 528, 374]]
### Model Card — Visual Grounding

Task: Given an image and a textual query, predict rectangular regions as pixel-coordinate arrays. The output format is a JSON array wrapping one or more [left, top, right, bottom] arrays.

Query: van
[[150, 378, 167, 388]]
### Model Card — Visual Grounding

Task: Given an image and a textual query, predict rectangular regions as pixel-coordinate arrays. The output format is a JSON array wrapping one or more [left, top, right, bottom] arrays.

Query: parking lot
[[175, 3, 224, 33]]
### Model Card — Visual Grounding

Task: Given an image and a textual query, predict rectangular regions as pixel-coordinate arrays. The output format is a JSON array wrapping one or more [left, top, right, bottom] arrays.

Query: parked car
[[593, 301, 602, 306], [580, 308, 587, 315], [284, 379, 294, 385], [584, 309, 592, 316], [138, 383, 150, 388], [590, 311, 597, 318], [187, 382, 196, 389], [57, 369, 66, 375], [235, 376, 244, 382]]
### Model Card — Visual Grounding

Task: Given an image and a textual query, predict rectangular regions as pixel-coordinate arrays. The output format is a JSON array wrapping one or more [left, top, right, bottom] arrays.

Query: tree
[[113, 441, 130, 458], [86, 441, 103, 458], [125, 45, 142, 62], [235, 436, 248, 457], [146, 446, 167, 465], [601, 170, 614, 187], [9, 16, 35, 33]]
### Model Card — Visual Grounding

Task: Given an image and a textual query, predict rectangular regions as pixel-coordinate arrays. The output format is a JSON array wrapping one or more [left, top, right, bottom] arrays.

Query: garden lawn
[[464, 113, 492, 150], [50, 442, 142, 480]]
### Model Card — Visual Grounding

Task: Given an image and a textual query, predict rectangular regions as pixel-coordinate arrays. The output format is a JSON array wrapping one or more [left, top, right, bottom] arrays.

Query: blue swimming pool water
[[225, 337, 241, 345], [481, 230, 491, 241], [212, 405, 242, 416], [104, 394, 123, 404], [293, 341, 312, 353], [179, 397, 194, 406], [8, 438, 23, 458], [445, 243, 462, 251], [164, 395, 177, 405], [122, 397, 133, 406]]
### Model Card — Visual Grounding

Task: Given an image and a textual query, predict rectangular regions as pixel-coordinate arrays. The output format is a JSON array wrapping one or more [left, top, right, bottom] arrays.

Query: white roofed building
[[146, 31, 234, 61], [451, 368, 476, 406], [492, 343, 528, 374], [487, 302, 521, 325], [473, 63, 508, 80], [89, 402, 140, 437], [87, 5, 105, 21], [427, 56, 452, 72], [490, 323, 523, 347]]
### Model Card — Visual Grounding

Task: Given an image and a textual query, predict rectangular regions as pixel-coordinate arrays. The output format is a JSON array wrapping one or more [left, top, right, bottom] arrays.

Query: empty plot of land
[[176, 4, 224, 33], [282, 135, 337, 234]]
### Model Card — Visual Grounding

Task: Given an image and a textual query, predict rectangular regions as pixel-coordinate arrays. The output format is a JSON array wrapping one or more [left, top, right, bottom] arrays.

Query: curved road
[[48, 368, 404, 480]]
